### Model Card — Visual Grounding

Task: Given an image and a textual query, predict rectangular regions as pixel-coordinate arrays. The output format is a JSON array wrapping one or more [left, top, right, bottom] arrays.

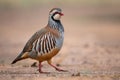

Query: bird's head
[[49, 8, 64, 21]]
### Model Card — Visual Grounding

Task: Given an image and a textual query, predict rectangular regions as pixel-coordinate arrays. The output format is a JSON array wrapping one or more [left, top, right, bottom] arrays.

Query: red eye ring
[[55, 12, 64, 16], [59, 13, 64, 16]]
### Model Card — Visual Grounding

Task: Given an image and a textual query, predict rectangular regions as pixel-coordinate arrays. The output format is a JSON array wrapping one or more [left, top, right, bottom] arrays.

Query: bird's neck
[[48, 17, 64, 33]]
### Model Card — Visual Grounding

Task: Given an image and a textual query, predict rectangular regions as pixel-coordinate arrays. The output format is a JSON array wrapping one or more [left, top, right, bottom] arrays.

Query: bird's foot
[[38, 69, 50, 74], [48, 62, 68, 72], [55, 67, 68, 72]]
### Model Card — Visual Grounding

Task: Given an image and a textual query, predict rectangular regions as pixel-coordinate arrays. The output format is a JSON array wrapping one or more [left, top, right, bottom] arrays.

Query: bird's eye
[[54, 12, 60, 15]]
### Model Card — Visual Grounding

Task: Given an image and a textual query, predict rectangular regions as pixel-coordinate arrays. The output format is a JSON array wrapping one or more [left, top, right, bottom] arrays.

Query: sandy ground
[[0, 6, 120, 80]]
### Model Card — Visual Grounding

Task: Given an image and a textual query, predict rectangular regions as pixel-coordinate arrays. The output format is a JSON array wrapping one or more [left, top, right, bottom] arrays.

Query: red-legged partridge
[[11, 8, 66, 73]]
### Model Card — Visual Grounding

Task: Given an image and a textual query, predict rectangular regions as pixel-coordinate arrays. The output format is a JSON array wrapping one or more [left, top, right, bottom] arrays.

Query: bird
[[11, 8, 67, 73]]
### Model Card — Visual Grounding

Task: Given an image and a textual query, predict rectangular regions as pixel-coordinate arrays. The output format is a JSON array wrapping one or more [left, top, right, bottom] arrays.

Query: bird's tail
[[11, 52, 29, 64]]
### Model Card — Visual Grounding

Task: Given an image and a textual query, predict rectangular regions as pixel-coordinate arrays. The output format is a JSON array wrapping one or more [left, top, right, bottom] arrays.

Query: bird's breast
[[55, 32, 64, 49]]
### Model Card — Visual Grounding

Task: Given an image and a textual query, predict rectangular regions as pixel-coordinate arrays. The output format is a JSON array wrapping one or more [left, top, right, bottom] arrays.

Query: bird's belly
[[35, 48, 60, 62]]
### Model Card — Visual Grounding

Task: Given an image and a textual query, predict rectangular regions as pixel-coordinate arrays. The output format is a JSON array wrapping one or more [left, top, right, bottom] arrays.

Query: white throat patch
[[53, 14, 61, 20]]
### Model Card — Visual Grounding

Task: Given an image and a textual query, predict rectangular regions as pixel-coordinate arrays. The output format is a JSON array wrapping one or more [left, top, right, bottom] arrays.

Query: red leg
[[47, 60, 68, 72], [38, 62, 43, 73], [38, 62, 50, 74]]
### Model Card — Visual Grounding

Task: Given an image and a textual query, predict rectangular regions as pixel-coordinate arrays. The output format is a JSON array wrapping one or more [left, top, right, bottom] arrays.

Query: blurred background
[[0, 0, 120, 72]]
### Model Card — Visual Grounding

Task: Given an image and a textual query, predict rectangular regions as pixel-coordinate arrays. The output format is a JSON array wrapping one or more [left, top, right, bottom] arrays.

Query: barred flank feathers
[[32, 32, 57, 55]]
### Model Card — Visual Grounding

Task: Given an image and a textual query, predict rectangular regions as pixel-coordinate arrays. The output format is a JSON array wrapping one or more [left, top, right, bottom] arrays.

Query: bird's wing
[[22, 27, 60, 54], [11, 28, 47, 64], [22, 28, 47, 53], [11, 27, 60, 64], [31, 28, 60, 55]]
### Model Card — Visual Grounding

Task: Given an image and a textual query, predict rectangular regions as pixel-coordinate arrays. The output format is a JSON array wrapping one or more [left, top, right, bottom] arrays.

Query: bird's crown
[[49, 8, 62, 15]]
